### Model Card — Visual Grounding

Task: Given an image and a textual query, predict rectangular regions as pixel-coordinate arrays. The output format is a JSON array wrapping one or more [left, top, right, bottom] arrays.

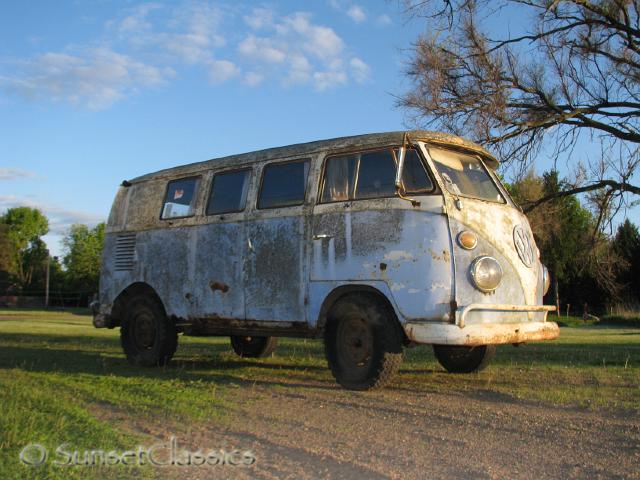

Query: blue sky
[[0, 0, 638, 257]]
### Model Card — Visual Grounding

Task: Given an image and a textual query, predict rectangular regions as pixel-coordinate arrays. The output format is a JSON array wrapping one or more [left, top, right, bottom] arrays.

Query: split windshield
[[427, 147, 504, 203]]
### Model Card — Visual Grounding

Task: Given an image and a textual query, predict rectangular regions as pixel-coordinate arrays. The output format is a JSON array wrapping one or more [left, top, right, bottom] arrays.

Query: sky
[[0, 0, 638, 257]]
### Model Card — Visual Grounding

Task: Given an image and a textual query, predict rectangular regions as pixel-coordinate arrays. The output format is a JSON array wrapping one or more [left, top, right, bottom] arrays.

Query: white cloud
[[238, 36, 287, 63], [112, 2, 225, 65], [350, 57, 370, 83], [163, 3, 225, 64], [244, 8, 274, 30], [243, 71, 264, 87], [280, 12, 344, 62], [0, 195, 104, 236], [207, 59, 239, 84], [1, 2, 370, 107], [284, 53, 313, 85], [347, 5, 366, 23], [115, 3, 161, 35], [235, 10, 353, 90], [0, 47, 174, 110], [313, 71, 347, 91], [376, 14, 393, 26], [0, 168, 38, 181]]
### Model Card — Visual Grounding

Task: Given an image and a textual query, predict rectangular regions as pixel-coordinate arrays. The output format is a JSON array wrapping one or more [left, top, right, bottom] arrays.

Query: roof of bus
[[128, 130, 498, 184]]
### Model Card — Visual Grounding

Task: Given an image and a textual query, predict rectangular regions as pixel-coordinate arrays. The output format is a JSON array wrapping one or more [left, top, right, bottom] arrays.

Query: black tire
[[120, 294, 177, 366], [230, 336, 278, 358], [324, 294, 404, 390], [433, 344, 496, 373]]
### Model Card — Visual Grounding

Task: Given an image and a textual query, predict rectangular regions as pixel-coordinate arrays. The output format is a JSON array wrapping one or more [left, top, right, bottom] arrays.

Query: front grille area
[[114, 233, 136, 271]]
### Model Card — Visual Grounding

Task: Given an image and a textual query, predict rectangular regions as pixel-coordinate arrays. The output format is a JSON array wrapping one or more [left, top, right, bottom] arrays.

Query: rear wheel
[[433, 344, 496, 373], [325, 294, 403, 390], [230, 335, 278, 358], [120, 294, 177, 366]]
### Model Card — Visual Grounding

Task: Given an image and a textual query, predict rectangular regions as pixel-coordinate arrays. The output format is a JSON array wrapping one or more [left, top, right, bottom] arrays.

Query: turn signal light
[[457, 230, 478, 250]]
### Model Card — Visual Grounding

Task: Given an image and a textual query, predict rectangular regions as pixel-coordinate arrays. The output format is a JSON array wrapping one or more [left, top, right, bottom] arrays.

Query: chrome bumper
[[457, 303, 556, 328], [404, 303, 558, 346]]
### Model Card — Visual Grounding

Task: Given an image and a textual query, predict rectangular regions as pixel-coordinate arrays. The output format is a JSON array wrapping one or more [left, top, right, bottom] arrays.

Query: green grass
[[1, 309, 639, 478]]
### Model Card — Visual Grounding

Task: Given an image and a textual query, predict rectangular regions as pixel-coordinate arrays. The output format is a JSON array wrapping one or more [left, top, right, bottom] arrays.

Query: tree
[[0, 224, 13, 294], [0, 207, 49, 291], [612, 219, 640, 302], [400, 0, 640, 219], [510, 170, 621, 311], [62, 223, 105, 295]]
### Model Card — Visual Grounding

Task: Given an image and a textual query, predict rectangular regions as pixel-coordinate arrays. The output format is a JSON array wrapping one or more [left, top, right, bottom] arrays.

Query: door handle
[[313, 234, 333, 240]]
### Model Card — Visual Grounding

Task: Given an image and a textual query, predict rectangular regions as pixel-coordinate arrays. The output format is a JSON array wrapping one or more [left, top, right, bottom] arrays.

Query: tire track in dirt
[[91, 379, 640, 479]]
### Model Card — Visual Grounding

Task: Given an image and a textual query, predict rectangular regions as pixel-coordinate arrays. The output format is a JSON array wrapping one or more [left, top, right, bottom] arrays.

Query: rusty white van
[[92, 131, 558, 390]]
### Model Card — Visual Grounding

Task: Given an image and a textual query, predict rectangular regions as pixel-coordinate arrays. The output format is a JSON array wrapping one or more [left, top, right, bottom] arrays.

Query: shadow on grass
[[0, 332, 335, 391], [1, 331, 639, 393]]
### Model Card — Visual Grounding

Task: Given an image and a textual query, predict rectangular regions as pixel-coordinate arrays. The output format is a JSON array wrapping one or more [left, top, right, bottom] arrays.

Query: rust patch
[[181, 314, 317, 338], [209, 281, 230, 293], [429, 248, 451, 262]]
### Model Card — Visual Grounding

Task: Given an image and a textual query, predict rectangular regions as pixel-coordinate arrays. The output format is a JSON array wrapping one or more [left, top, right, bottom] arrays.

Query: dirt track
[[100, 376, 640, 479]]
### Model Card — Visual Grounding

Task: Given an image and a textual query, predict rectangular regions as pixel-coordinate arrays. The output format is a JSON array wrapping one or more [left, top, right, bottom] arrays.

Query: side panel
[[310, 197, 454, 322], [190, 220, 246, 319], [244, 214, 308, 322]]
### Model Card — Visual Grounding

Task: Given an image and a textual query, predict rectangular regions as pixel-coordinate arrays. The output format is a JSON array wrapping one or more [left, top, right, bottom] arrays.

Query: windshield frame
[[423, 145, 507, 205]]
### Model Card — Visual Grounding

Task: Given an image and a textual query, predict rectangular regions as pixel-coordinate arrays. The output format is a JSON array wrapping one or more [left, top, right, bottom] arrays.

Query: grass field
[[0, 309, 639, 479]]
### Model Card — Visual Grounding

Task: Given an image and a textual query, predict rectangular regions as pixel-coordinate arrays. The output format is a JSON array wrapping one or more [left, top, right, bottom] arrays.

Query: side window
[[321, 155, 356, 202], [355, 150, 396, 199], [206, 169, 250, 215], [258, 160, 310, 209], [161, 176, 200, 219], [321, 147, 433, 203], [401, 149, 433, 194]]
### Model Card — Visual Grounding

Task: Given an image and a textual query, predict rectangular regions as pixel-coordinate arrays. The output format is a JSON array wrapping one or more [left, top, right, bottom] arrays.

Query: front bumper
[[404, 303, 558, 345]]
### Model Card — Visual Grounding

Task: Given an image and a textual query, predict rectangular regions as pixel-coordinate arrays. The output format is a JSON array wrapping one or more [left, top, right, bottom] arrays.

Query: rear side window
[[321, 147, 433, 203], [258, 160, 310, 209], [207, 169, 251, 215], [161, 177, 200, 219]]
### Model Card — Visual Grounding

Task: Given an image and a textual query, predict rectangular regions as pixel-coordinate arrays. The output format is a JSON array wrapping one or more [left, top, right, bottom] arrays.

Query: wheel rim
[[337, 315, 373, 367], [132, 311, 156, 350]]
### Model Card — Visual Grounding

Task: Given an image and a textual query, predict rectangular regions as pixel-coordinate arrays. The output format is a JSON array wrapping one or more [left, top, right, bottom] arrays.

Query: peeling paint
[[383, 250, 414, 262]]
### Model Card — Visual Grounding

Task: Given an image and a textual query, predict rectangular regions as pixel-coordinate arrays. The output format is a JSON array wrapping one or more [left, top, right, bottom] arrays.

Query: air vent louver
[[114, 233, 136, 271]]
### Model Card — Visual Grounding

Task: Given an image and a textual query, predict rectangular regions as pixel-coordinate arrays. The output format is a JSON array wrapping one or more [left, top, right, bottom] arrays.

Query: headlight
[[542, 264, 551, 295], [470, 256, 503, 292]]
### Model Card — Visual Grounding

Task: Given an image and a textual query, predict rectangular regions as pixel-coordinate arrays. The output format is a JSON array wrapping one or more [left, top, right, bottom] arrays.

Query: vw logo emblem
[[513, 225, 534, 267]]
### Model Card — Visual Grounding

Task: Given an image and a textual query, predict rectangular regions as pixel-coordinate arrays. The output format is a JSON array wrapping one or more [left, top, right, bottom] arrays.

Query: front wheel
[[120, 294, 177, 366], [325, 294, 404, 390], [433, 344, 496, 373], [230, 336, 278, 358]]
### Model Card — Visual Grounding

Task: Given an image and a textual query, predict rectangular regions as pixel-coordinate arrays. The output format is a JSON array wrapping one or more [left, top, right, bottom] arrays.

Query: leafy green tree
[[0, 207, 49, 291], [612, 220, 640, 303], [510, 170, 618, 312], [20, 238, 49, 294], [62, 223, 105, 294], [0, 224, 13, 294]]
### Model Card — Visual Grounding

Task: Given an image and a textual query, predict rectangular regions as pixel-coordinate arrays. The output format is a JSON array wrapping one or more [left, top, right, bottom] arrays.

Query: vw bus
[[92, 131, 558, 390]]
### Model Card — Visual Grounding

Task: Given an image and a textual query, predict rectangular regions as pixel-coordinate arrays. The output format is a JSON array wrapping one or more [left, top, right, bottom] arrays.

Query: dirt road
[[101, 375, 640, 479]]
